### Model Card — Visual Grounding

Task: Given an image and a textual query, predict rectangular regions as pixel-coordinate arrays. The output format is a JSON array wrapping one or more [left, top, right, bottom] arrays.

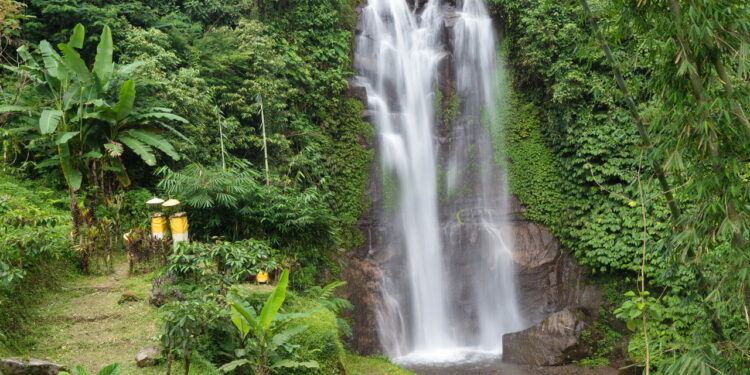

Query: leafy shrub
[[161, 296, 226, 375], [304, 281, 354, 338], [149, 272, 184, 307], [0, 174, 73, 348], [167, 240, 281, 287]]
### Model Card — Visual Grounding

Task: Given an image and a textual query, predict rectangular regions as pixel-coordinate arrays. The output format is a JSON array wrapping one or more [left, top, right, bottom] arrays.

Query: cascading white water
[[355, 0, 524, 365]]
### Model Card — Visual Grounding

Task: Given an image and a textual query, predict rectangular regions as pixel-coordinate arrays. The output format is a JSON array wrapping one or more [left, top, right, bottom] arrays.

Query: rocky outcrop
[[512, 220, 601, 325], [342, 251, 384, 355], [0, 358, 66, 375], [502, 308, 600, 366], [135, 346, 161, 368]]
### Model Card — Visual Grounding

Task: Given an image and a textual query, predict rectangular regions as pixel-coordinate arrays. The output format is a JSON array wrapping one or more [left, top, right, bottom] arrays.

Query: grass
[[344, 354, 416, 375], [14, 259, 217, 374]]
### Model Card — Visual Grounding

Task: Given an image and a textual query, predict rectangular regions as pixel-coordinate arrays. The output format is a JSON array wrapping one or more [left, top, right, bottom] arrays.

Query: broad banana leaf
[[230, 305, 252, 340], [16, 46, 38, 66], [58, 44, 92, 86], [231, 301, 259, 332], [95, 363, 121, 375], [93, 26, 113, 86], [39, 109, 62, 134], [55, 131, 79, 144], [270, 360, 319, 369], [39, 41, 64, 80], [108, 157, 131, 187], [131, 112, 188, 123], [116, 61, 145, 77], [218, 359, 251, 373], [258, 269, 289, 330], [59, 150, 82, 191], [114, 80, 135, 122], [68, 24, 85, 49]]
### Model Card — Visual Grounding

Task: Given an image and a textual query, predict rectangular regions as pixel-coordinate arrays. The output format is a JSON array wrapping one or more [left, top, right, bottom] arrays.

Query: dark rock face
[[502, 308, 599, 366], [0, 358, 66, 375], [347, 81, 368, 105], [512, 220, 601, 325], [342, 250, 384, 355]]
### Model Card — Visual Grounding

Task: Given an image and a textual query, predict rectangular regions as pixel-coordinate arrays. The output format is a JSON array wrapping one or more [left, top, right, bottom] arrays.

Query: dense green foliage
[[2, 0, 371, 283], [491, 0, 749, 372], [0, 174, 73, 350], [1, 0, 748, 374], [158, 246, 347, 375], [0, 0, 370, 366]]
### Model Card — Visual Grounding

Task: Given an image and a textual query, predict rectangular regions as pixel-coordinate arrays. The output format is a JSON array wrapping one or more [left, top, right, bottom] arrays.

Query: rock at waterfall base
[[502, 308, 600, 366], [0, 358, 66, 375], [135, 346, 162, 368]]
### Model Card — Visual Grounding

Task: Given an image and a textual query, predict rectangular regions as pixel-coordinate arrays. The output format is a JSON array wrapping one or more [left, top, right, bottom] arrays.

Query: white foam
[[393, 347, 502, 366]]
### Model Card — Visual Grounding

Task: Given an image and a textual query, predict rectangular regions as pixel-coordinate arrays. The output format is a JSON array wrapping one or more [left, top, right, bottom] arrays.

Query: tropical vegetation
[[0, 0, 747, 374]]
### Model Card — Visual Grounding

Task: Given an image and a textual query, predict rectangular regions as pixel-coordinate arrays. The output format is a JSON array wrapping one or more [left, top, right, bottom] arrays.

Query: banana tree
[[221, 270, 319, 375], [1, 23, 187, 226]]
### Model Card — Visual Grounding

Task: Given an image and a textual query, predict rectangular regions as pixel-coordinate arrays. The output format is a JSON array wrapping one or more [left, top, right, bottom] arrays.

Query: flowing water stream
[[354, 0, 525, 368]]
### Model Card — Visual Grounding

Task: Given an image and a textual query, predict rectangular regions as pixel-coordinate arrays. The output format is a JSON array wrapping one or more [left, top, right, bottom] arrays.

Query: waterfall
[[355, 0, 524, 364]]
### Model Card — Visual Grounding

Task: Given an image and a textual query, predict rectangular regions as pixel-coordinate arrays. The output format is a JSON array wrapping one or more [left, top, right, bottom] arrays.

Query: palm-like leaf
[[119, 136, 156, 166], [270, 324, 307, 349], [126, 129, 179, 161]]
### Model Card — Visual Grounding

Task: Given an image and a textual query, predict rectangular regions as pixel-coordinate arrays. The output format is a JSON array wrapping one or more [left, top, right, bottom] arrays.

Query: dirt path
[[26, 261, 165, 373]]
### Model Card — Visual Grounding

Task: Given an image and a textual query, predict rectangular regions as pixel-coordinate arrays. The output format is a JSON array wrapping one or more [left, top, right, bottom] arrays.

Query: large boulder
[[0, 358, 66, 375], [502, 308, 599, 366], [135, 346, 161, 368], [513, 221, 601, 324]]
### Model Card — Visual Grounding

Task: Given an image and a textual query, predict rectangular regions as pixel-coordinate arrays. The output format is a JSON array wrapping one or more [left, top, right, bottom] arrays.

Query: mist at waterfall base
[[354, 0, 526, 368]]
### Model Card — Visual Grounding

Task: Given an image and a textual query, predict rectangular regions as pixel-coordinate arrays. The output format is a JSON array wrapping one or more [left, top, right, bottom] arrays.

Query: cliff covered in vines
[[491, 0, 749, 372]]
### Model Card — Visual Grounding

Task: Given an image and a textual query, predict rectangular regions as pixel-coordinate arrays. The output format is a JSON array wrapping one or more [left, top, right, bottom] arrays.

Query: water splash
[[355, 0, 524, 363]]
